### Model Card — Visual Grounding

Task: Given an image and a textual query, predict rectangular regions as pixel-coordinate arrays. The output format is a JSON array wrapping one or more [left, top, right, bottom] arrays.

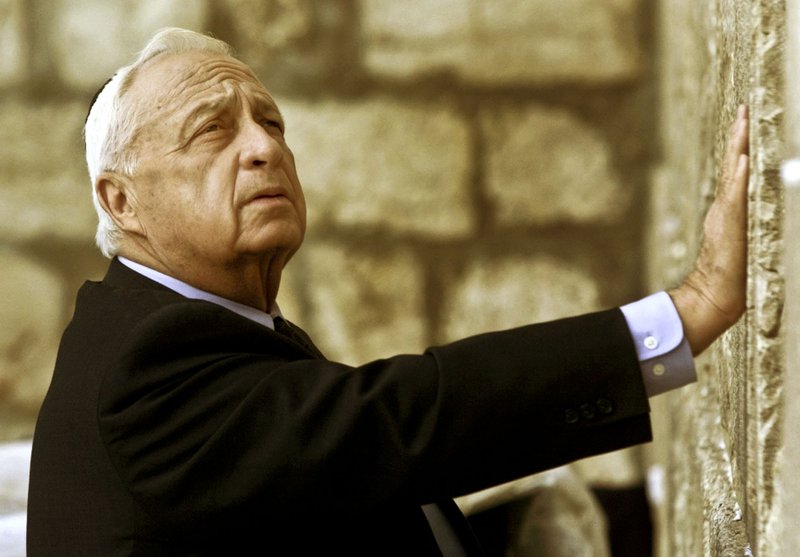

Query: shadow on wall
[[0, 440, 31, 557]]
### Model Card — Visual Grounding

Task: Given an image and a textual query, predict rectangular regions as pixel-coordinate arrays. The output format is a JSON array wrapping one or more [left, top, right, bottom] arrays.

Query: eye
[[261, 118, 284, 134], [201, 123, 221, 134]]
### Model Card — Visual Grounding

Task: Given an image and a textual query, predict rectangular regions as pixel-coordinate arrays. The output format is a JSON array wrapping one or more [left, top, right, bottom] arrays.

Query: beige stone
[[440, 256, 600, 342], [0, 100, 96, 241], [298, 242, 427, 366], [220, 0, 313, 53], [482, 105, 628, 226], [0, 0, 25, 86], [779, 4, 800, 553], [278, 97, 474, 237], [361, 0, 643, 84], [0, 250, 64, 440], [779, 186, 800, 555], [651, 0, 788, 553], [458, 466, 610, 556], [52, 0, 209, 89], [509, 468, 611, 557]]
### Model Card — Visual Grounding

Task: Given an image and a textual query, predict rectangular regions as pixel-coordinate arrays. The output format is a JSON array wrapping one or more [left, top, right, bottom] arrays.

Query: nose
[[239, 118, 284, 169]]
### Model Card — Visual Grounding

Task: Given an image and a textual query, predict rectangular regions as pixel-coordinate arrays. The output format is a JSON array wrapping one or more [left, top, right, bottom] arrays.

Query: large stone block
[[440, 255, 600, 342], [458, 467, 611, 557], [279, 97, 474, 237], [220, 0, 314, 54], [0, 101, 97, 242], [361, 0, 644, 84], [0, 250, 65, 440], [0, 0, 25, 87], [295, 242, 427, 365], [52, 0, 209, 89], [482, 105, 628, 226]]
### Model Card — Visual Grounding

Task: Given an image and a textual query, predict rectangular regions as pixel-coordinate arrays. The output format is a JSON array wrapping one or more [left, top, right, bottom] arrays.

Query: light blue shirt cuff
[[620, 291, 696, 397]]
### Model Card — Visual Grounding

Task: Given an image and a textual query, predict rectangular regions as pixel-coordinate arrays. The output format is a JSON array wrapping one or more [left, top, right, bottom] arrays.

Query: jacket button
[[564, 408, 579, 424], [597, 398, 614, 415], [580, 403, 596, 419]]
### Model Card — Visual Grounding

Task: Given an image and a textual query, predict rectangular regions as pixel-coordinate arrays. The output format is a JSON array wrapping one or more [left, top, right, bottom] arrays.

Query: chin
[[240, 226, 304, 258]]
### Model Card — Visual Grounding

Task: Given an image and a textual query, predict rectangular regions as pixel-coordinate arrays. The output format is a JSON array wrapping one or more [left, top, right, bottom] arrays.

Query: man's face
[[124, 51, 306, 272]]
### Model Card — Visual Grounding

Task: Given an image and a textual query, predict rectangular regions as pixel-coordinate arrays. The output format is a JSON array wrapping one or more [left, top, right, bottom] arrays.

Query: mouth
[[248, 187, 290, 204]]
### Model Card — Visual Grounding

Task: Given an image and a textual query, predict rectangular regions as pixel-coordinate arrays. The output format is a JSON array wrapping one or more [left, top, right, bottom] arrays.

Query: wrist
[[668, 276, 741, 356]]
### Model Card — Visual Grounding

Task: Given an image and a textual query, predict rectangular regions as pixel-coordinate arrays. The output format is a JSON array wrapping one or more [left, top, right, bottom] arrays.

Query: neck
[[118, 243, 286, 312]]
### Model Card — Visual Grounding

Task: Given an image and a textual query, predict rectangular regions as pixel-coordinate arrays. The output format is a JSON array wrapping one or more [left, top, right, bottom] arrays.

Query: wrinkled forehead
[[126, 51, 274, 120]]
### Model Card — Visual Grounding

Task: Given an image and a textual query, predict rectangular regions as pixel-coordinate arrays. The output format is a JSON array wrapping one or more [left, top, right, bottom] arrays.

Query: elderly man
[[27, 28, 749, 556]]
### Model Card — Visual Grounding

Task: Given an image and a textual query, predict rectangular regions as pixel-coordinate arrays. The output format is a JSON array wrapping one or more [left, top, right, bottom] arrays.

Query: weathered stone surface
[[510, 468, 611, 557], [652, 0, 788, 554], [361, 0, 644, 84], [780, 3, 800, 552], [0, 250, 64, 440], [52, 0, 209, 89], [779, 183, 800, 555], [279, 97, 474, 236], [0, 0, 25, 87], [482, 105, 628, 226], [0, 100, 97, 242], [457, 467, 610, 556], [220, 0, 313, 54], [440, 256, 599, 341], [298, 242, 427, 365]]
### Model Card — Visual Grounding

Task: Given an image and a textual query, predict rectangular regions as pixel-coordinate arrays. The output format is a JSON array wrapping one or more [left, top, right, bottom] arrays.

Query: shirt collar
[[117, 256, 278, 330]]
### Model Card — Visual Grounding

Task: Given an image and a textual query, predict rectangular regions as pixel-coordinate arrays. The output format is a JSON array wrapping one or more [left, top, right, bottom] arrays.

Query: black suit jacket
[[28, 258, 651, 556]]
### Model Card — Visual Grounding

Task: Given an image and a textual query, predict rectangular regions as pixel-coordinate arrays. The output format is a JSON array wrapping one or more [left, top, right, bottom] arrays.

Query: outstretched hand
[[669, 105, 750, 355]]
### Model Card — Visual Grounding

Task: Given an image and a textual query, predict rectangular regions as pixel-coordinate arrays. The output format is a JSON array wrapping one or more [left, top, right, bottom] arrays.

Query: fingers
[[721, 105, 750, 198], [735, 153, 749, 200], [734, 104, 749, 151]]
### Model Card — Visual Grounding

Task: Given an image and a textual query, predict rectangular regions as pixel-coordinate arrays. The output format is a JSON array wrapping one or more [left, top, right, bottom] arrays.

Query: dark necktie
[[272, 316, 326, 359]]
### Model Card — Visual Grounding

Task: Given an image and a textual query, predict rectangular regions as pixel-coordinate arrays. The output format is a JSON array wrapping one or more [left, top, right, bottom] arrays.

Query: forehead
[[127, 51, 274, 118]]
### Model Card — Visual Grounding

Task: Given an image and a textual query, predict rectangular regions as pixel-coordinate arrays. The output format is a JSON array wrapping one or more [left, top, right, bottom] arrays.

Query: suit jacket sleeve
[[96, 294, 650, 534]]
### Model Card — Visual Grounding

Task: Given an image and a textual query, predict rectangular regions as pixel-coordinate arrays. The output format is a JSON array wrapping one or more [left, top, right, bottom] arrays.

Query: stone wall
[[780, 2, 800, 554], [15, 0, 799, 555], [649, 0, 790, 555]]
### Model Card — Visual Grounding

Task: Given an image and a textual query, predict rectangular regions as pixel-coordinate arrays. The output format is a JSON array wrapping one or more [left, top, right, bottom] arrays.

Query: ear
[[95, 172, 145, 236]]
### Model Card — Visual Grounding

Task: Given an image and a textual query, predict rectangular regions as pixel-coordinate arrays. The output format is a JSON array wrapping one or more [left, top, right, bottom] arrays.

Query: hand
[[669, 105, 750, 355]]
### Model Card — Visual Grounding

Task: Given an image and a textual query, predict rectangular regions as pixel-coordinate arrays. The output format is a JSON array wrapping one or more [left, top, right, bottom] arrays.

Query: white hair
[[85, 28, 234, 258]]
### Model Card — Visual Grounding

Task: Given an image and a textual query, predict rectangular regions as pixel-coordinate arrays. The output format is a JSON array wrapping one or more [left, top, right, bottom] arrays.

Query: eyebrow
[[178, 90, 237, 141], [251, 93, 285, 125], [177, 88, 285, 140]]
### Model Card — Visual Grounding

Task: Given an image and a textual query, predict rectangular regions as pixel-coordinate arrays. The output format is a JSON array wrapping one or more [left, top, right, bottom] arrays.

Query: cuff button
[[597, 398, 614, 415], [564, 408, 579, 424]]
